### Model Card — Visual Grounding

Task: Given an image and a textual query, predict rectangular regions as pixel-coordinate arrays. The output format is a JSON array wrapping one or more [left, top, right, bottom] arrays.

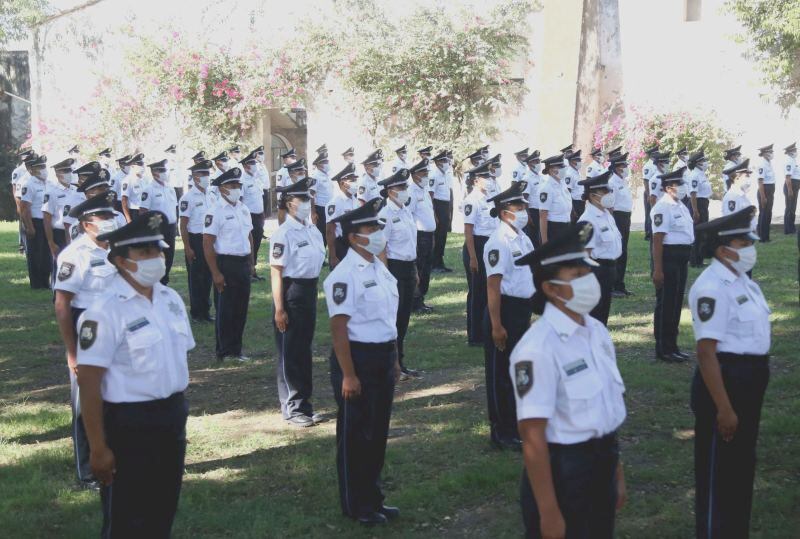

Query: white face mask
[[219, 161, 230, 172], [320, 163, 331, 174], [392, 189, 410, 206], [59, 173, 72, 186], [92, 218, 117, 237], [356, 230, 387, 255], [623, 167, 630, 179], [740, 180, 752, 192], [345, 181, 357, 195], [126, 255, 166, 288], [196, 175, 210, 189], [506, 209, 528, 229], [726, 245, 757, 274], [224, 188, 241, 203], [599, 192, 616, 209], [493, 166, 502, 177], [34, 168, 48, 180], [698, 162, 709, 172], [549, 273, 601, 315], [677, 183, 688, 199], [294, 200, 312, 220]]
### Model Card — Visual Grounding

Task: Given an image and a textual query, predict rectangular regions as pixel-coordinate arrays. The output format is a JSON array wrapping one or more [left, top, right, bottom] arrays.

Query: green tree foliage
[[0, 0, 50, 47]]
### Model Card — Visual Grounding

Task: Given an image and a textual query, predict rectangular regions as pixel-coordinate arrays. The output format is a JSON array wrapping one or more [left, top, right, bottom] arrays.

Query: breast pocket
[[125, 324, 163, 372], [563, 370, 603, 417], [86, 262, 116, 291], [729, 303, 759, 337], [671, 212, 687, 231]]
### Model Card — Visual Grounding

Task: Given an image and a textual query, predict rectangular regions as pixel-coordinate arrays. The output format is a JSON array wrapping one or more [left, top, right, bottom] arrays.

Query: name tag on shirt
[[297, 240, 309, 248], [226, 215, 234, 220], [563, 358, 588, 376], [363, 280, 377, 288], [512, 250, 522, 257], [90, 258, 106, 267], [736, 295, 748, 305], [127, 317, 150, 332], [392, 217, 401, 223]]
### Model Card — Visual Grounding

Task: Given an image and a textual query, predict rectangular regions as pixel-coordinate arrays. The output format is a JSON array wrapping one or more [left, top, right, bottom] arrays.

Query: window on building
[[271, 134, 289, 173], [685, 0, 701, 22]]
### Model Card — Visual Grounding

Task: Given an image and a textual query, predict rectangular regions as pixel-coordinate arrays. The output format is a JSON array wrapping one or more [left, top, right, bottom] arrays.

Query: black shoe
[[624, 290, 634, 296], [310, 412, 328, 424], [431, 266, 445, 274], [492, 437, 521, 451], [467, 341, 483, 347], [286, 415, 315, 428], [644, 234, 651, 241], [401, 367, 422, 379], [78, 479, 101, 491], [439, 266, 453, 273], [657, 352, 686, 363], [611, 290, 626, 299], [674, 350, 691, 360], [421, 302, 434, 312], [378, 505, 400, 520], [357, 512, 388, 525]]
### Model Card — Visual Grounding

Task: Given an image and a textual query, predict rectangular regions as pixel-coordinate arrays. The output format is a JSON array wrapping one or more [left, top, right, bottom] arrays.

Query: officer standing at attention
[[462, 162, 499, 346], [483, 182, 535, 450], [651, 167, 694, 362], [782, 142, 799, 235], [431, 150, 454, 272], [12, 149, 35, 252], [323, 200, 401, 526], [578, 171, 623, 325], [408, 159, 437, 314], [723, 160, 755, 217], [270, 177, 326, 428], [390, 144, 408, 173], [341, 146, 356, 167], [689, 151, 712, 267], [53, 192, 119, 490], [689, 207, 770, 539], [564, 150, 585, 222], [310, 151, 332, 245], [278, 158, 308, 223], [356, 150, 384, 205], [326, 163, 359, 268], [76, 211, 193, 538], [586, 147, 605, 177], [378, 169, 421, 380], [110, 154, 131, 211], [18, 153, 52, 289], [511, 222, 627, 539], [608, 153, 634, 298], [239, 150, 267, 280], [65, 166, 127, 243], [642, 144, 660, 240], [537, 155, 572, 244], [120, 153, 147, 223], [512, 148, 529, 184], [520, 151, 543, 247], [648, 152, 671, 210], [755, 144, 776, 242], [276, 148, 297, 193], [179, 160, 215, 322], [42, 158, 76, 283], [140, 159, 178, 284], [203, 167, 254, 362], [211, 150, 231, 181], [722, 145, 742, 191]]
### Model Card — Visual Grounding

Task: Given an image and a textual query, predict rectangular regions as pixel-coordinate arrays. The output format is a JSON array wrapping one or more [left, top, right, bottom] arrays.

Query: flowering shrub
[[594, 100, 739, 195]]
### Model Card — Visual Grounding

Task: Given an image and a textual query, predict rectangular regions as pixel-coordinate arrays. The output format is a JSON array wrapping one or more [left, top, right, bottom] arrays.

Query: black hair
[[278, 193, 310, 211]]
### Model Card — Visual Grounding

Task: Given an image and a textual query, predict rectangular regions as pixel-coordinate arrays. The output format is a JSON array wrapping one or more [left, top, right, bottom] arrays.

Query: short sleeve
[[269, 228, 288, 267], [511, 352, 559, 421], [462, 198, 478, 225], [325, 201, 337, 223], [53, 250, 84, 294], [178, 194, 191, 218], [76, 307, 118, 368], [484, 240, 507, 278], [203, 207, 220, 236], [19, 180, 34, 204], [578, 219, 598, 250], [690, 287, 729, 342], [539, 184, 554, 211], [324, 274, 355, 318], [42, 190, 55, 215], [139, 186, 152, 208], [241, 207, 253, 233], [651, 205, 669, 234]]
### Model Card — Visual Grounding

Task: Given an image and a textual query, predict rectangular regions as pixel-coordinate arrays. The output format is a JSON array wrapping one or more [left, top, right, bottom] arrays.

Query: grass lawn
[[0, 221, 798, 538]]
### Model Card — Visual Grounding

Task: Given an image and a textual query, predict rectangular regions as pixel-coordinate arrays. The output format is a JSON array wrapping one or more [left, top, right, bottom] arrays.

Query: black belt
[[104, 391, 185, 411], [350, 340, 397, 352], [663, 244, 692, 252], [717, 352, 769, 363], [283, 276, 318, 286], [388, 259, 416, 266], [549, 430, 617, 451], [217, 254, 250, 260], [594, 258, 617, 267], [501, 294, 534, 306]]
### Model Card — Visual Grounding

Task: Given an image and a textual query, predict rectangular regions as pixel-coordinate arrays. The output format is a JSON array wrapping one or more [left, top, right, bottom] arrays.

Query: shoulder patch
[[653, 213, 663, 226], [122, 183, 128, 190], [180, 200, 188, 211], [141, 192, 149, 201], [272, 242, 284, 258], [327, 204, 335, 216], [539, 192, 547, 203], [57, 262, 75, 281], [78, 320, 98, 350], [332, 282, 347, 305], [21, 187, 27, 196], [728, 200, 735, 212], [429, 178, 435, 187], [358, 186, 365, 195], [204, 214, 213, 227], [464, 204, 473, 216], [692, 180, 698, 188], [515, 361, 533, 397], [63, 205, 71, 217], [43, 194, 50, 203], [697, 297, 716, 322], [488, 249, 499, 267]]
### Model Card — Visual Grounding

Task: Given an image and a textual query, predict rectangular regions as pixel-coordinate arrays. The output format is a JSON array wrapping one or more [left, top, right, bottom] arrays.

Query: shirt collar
[[543, 302, 582, 341], [709, 258, 740, 284], [586, 202, 605, 218], [345, 247, 374, 271], [112, 273, 169, 302], [285, 214, 307, 230], [499, 219, 520, 239]]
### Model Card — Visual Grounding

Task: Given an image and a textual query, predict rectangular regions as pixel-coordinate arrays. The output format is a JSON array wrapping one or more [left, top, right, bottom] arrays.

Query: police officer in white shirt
[[782, 142, 799, 234], [586, 147, 605, 178], [19, 153, 51, 288], [250, 145, 271, 217], [520, 151, 543, 247], [310, 151, 332, 246], [431, 150, 454, 272], [67, 145, 81, 169], [279, 158, 308, 223], [65, 166, 128, 244], [110, 154, 131, 212], [511, 222, 627, 539], [324, 200, 401, 526], [722, 145, 742, 191], [42, 158, 76, 281], [563, 150, 585, 222], [140, 159, 178, 284], [211, 150, 231, 182], [483, 182, 535, 450], [462, 148, 485, 196], [408, 159, 437, 313], [203, 167, 254, 361], [121, 153, 147, 223], [98, 147, 114, 175], [674, 147, 689, 173], [378, 169, 421, 379], [608, 153, 634, 298], [722, 160, 755, 219], [651, 167, 695, 362], [462, 161, 499, 346], [648, 152, 671, 208], [54, 192, 119, 490], [270, 177, 326, 427], [512, 148, 529, 184], [179, 160, 215, 322], [12, 149, 35, 251], [642, 144, 659, 240], [538, 155, 573, 244], [356, 150, 383, 205], [755, 144, 776, 242], [164, 143, 183, 204], [341, 146, 355, 167], [688, 151, 712, 267], [76, 211, 193, 538], [390, 144, 408, 174], [239, 150, 266, 280], [326, 163, 359, 267], [487, 153, 503, 196], [689, 207, 770, 539]]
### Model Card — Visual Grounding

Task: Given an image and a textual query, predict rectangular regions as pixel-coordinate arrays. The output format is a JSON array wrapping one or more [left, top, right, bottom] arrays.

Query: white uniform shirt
[[76, 275, 193, 403], [11, 163, 27, 192], [783, 155, 799, 179], [484, 221, 535, 299], [431, 166, 452, 201], [511, 162, 527, 183], [585, 160, 605, 178], [689, 168, 712, 199], [722, 184, 753, 216], [356, 173, 381, 203], [609, 172, 633, 212], [54, 233, 116, 308], [564, 166, 584, 200], [520, 169, 543, 209], [538, 176, 572, 223], [722, 159, 738, 190], [642, 159, 656, 185], [178, 187, 208, 234], [651, 195, 695, 245], [756, 157, 775, 185], [109, 168, 127, 197], [408, 180, 436, 232], [462, 189, 497, 237], [121, 173, 146, 210], [326, 188, 358, 238], [203, 198, 253, 256], [579, 204, 622, 260], [275, 166, 290, 191], [510, 302, 626, 444], [269, 215, 325, 278], [60, 189, 89, 236], [140, 180, 178, 224], [241, 170, 265, 214], [689, 260, 771, 355], [41, 181, 73, 229], [389, 158, 408, 174], [310, 168, 332, 207], [649, 169, 666, 201], [19, 175, 47, 218], [323, 249, 399, 343], [378, 198, 418, 261]]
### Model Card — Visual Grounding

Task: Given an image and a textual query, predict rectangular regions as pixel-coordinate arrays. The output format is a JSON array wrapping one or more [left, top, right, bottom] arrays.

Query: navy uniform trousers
[[387, 259, 416, 370], [462, 235, 489, 345], [482, 295, 532, 443], [545, 221, 570, 245], [50, 228, 67, 290], [757, 185, 775, 241], [214, 254, 251, 358], [643, 180, 652, 238], [612, 210, 631, 294], [273, 277, 318, 419], [186, 233, 212, 319], [70, 307, 94, 484], [412, 231, 434, 309], [571, 200, 585, 224], [100, 392, 188, 539], [691, 354, 770, 539], [654, 244, 691, 356], [691, 198, 710, 266], [314, 205, 327, 248], [590, 260, 616, 326], [432, 198, 451, 268], [783, 179, 800, 234], [251, 212, 265, 262], [26, 218, 52, 289], [330, 341, 397, 518], [161, 223, 177, 286], [521, 432, 619, 539], [526, 208, 541, 248]]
